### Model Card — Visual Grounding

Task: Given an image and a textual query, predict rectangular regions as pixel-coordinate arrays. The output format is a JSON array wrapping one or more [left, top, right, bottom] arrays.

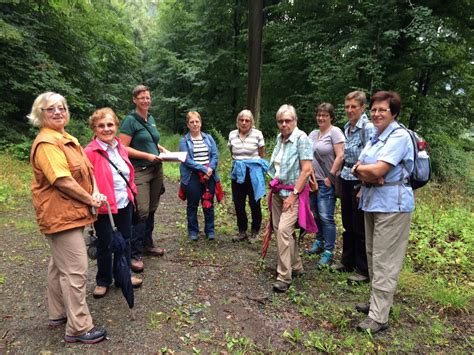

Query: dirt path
[[0, 178, 472, 353]]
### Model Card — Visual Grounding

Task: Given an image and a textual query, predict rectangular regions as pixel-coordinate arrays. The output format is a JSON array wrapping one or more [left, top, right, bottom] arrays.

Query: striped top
[[191, 137, 209, 165], [228, 128, 265, 160]]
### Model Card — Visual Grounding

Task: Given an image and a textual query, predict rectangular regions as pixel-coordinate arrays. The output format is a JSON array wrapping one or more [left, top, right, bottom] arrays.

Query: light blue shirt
[[268, 127, 313, 197], [358, 121, 415, 212]]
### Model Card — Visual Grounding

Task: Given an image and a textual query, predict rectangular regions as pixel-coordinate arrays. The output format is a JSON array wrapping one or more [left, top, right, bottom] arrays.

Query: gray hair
[[28, 92, 70, 127], [276, 104, 297, 121], [236, 109, 255, 128]]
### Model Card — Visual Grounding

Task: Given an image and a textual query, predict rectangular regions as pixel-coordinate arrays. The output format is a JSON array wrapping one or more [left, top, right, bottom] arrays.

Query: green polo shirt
[[120, 111, 160, 168]]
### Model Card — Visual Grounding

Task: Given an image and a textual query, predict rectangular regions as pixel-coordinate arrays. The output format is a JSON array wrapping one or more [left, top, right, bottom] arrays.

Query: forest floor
[[0, 177, 472, 353]]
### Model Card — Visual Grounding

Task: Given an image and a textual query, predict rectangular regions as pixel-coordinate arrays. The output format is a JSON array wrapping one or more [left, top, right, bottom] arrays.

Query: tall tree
[[247, 0, 263, 127]]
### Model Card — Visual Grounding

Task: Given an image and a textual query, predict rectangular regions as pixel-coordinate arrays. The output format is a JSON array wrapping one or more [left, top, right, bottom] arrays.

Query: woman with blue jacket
[[179, 111, 219, 241]]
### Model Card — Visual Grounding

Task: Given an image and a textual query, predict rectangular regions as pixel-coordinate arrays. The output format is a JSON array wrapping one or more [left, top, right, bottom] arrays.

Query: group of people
[[29, 87, 415, 344]]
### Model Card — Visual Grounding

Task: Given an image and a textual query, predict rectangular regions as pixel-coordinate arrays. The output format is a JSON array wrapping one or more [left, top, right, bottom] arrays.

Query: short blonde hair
[[236, 109, 255, 128], [186, 111, 202, 123], [345, 90, 366, 107], [276, 104, 297, 121], [28, 92, 70, 128], [88, 107, 120, 130]]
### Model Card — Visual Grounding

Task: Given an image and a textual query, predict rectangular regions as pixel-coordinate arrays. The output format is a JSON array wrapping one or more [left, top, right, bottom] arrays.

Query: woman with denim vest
[[179, 111, 219, 241]]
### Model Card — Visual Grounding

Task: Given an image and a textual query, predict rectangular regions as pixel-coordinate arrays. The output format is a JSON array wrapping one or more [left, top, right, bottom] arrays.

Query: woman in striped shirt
[[179, 111, 220, 241]]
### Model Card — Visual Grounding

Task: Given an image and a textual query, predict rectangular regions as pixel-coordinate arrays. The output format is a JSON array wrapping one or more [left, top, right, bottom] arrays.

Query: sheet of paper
[[160, 151, 187, 163]]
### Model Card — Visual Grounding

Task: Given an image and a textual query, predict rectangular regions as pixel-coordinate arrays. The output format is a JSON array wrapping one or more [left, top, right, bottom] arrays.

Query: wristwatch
[[293, 188, 299, 195]]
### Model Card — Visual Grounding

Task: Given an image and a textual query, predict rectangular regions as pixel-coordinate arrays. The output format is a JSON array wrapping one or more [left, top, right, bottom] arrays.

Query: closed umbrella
[[104, 202, 134, 310]]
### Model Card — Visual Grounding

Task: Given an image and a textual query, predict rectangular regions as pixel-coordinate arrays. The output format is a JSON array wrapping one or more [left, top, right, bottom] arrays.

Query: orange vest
[[30, 131, 96, 234]]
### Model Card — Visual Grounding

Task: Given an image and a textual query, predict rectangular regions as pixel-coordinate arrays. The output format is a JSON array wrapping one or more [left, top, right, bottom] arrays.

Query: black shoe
[[232, 232, 247, 242], [356, 317, 388, 334], [64, 326, 107, 344], [348, 273, 370, 284], [48, 317, 67, 328], [356, 302, 370, 314], [272, 280, 290, 293]]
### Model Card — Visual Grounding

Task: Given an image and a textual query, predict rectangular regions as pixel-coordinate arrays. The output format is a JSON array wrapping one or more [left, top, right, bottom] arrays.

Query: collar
[[95, 137, 118, 151], [280, 127, 302, 143], [374, 120, 400, 143], [344, 113, 369, 130], [40, 127, 79, 145]]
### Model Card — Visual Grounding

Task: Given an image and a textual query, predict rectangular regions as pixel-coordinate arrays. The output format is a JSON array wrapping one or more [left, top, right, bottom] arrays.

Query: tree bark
[[247, 0, 263, 127], [231, 0, 242, 120]]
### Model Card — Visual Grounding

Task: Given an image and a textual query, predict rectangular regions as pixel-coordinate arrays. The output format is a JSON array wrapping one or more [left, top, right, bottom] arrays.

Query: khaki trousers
[[46, 227, 93, 336], [364, 211, 412, 323], [272, 193, 303, 284]]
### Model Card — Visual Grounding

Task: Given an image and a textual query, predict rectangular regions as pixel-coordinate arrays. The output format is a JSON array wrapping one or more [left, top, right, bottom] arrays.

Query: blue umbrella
[[104, 202, 134, 309]]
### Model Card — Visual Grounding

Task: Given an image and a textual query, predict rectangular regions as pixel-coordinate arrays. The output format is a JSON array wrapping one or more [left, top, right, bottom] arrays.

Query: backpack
[[390, 123, 431, 190]]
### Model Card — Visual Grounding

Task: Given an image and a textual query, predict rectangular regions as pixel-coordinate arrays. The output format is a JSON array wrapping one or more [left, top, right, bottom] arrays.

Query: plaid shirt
[[268, 127, 313, 197], [341, 114, 376, 180]]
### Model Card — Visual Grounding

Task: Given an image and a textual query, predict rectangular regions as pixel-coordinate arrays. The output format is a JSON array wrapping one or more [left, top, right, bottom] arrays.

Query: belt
[[344, 162, 355, 168]]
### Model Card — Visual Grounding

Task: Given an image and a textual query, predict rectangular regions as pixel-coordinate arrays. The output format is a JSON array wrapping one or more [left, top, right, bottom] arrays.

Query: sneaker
[[232, 232, 247, 242], [131, 258, 144, 273], [317, 250, 333, 268], [64, 326, 107, 344], [348, 273, 369, 284], [272, 280, 290, 293], [330, 261, 354, 273], [189, 234, 198, 241], [48, 317, 67, 328], [356, 302, 370, 315], [304, 240, 324, 255], [356, 317, 388, 334], [92, 286, 108, 299], [207, 234, 215, 241], [131, 276, 143, 288]]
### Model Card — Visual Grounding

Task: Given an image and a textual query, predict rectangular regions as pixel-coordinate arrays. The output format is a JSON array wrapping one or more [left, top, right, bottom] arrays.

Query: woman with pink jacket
[[85, 108, 142, 299]]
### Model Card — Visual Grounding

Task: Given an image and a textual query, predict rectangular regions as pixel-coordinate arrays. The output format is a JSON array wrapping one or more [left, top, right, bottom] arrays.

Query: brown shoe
[[131, 276, 143, 288], [356, 317, 388, 334], [131, 258, 144, 273], [92, 286, 108, 299], [232, 232, 247, 242], [144, 247, 165, 257]]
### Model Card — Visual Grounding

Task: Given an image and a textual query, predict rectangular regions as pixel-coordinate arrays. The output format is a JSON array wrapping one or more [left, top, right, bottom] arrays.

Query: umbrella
[[104, 202, 134, 310], [261, 220, 272, 258]]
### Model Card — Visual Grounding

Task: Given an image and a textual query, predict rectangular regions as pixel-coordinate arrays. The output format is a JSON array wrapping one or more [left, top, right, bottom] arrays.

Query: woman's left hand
[[206, 167, 213, 177], [283, 193, 297, 212], [92, 192, 107, 206], [324, 177, 332, 188]]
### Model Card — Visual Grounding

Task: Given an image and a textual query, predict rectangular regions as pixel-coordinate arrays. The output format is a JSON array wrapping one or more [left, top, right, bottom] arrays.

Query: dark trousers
[[340, 178, 368, 276], [131, 164, 163, 260], [231, 170, 262, 233], [94, 202, 133, 286], [183, 171, 216, 237]]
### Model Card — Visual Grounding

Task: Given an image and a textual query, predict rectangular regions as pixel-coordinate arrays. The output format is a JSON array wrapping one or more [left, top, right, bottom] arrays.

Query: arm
[[324, 142, 344, 187], [54, 176, 104, 208], [119, 133, 162, 162], [352, 160, 391, 184], [158, 144, 170, 153], [258, 146, 266, 158], [283, 159, 312, 212], [179, 137, 208, 174]]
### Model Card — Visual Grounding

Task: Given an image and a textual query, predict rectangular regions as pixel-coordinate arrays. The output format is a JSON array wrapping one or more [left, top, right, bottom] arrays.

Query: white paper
[[160, 151, 187, 163]]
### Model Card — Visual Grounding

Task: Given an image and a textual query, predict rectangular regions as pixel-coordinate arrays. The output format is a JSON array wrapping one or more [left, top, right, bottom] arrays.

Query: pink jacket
[[85, 137, 137, 214]]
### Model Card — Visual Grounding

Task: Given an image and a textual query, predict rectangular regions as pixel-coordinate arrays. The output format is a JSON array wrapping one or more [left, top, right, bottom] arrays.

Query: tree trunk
[[231, 0, 242, 120], [247, 0, 263, 127]]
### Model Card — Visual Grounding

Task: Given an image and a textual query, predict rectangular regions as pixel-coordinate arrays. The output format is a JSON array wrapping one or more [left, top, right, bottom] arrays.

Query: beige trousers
[[271, 193, 303, 284], [364, 211, 412, 323], [46, 227, 93, 336]]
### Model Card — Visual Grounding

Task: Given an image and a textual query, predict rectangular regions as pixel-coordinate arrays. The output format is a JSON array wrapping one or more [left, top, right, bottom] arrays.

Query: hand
[[206, 167, 213, 177], [283, 193, 297, 212], [147, 153, 161, 163], [351, 163, 360, 177], [377, 176, 385, 185], [355, 187, 363, 204], [91, 193, 107, 207], [324, 177, 331, 188]]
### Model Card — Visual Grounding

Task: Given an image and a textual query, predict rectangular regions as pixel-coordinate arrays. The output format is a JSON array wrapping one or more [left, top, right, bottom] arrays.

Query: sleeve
[[364, 122, 377, 145], [208, 135, 219, 171], [179, 137, 208, 173], [298, 135, 314, 161], [378, 131, 411, 167], [331, 127, 345, 144], [35, 143, 72, 184], [257, 130, 265, 147], [227, 131, 233, 147], [119, 116, 136, 137]]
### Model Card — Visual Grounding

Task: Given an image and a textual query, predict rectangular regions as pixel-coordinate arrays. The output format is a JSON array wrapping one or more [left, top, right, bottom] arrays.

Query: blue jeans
[[94, 202, 133, 286], [182, 171, 216, 237], [310, 182, 336, 252]]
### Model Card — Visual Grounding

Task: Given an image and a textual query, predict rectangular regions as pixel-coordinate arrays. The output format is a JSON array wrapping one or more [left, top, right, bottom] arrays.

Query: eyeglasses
[[277, 119, 295, 125], [136, 96, 151, 101], [41, 107, 66, 114], [370, 108, 390, 114], [96, 123, 115, 129]]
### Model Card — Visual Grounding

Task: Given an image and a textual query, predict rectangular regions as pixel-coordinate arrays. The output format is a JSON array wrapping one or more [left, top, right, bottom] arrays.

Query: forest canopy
[[0, 0, 472, 185]]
